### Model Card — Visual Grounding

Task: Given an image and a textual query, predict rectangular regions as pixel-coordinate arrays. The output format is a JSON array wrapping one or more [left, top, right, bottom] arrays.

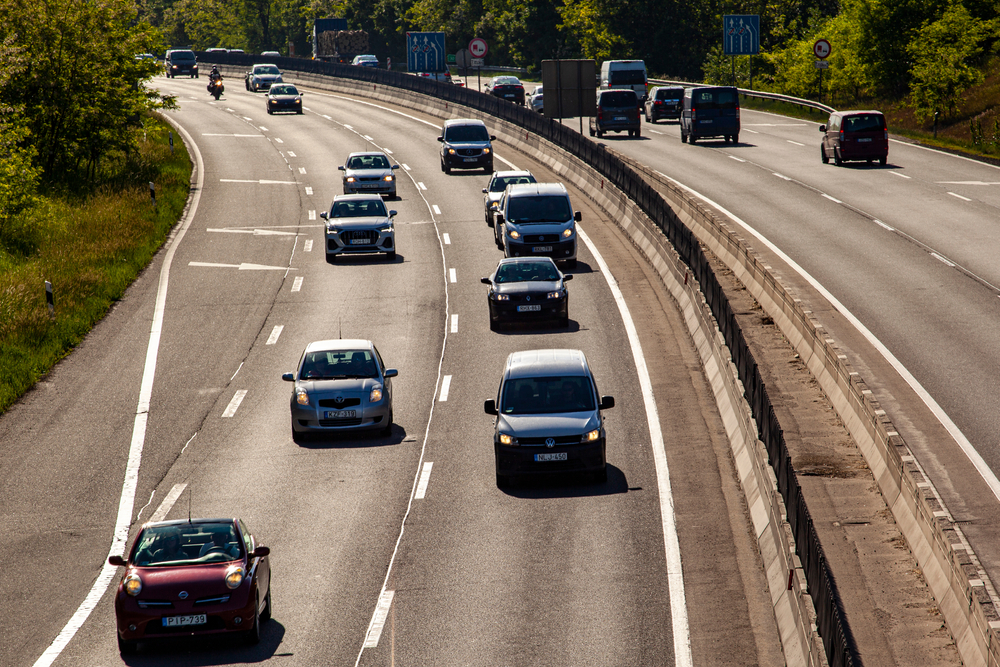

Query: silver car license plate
[[535, 452, 568, 462], [532, 246, 552, 252], [857, 137, 872, 142], [517, 305, 541, 312], [325, 410, 357, 419], [349, 239, 369, 245], [463, 157, 478, 162], [614, 116, 627, 121], [163, 614, 207, 627]]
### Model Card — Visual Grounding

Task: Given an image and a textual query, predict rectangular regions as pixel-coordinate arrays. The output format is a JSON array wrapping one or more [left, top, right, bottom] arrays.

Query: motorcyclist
[[209, 65, 222, 82]]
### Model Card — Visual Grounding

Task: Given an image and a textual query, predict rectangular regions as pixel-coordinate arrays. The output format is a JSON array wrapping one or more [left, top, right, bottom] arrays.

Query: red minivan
[[820, 110, 888, 166]]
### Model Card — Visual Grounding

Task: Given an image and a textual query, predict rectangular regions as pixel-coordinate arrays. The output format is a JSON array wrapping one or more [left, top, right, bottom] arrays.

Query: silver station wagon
[[484, 349, 615, 487]]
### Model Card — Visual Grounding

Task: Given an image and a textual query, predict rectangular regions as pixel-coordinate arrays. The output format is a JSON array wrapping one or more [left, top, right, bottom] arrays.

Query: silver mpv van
[[484, 349, 615, 487]]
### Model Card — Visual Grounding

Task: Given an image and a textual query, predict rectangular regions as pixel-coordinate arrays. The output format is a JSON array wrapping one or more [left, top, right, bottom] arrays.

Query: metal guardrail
[[649, 78, 836, 115], [196, 51, 858, 666]]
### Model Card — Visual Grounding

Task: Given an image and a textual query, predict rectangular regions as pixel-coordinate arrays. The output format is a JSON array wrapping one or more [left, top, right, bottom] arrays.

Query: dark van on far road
[[589, 89, 641, 138], [820, 110, 888, 166], [680, 86, 740, 144]]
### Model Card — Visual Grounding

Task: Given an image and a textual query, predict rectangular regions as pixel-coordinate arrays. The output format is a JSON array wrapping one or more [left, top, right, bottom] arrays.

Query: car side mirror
[[108, 555, 126, 567], [338, 166, 345, 171], [392, 164, 400, 170], [319, 211, 328, 220], [819, 125, 827, 132], [482, 188, 488, 193], [600, 396, 615, 410], [251, 546, 270, 558], [490, 135, 497, 141], [282, 373, 294, 381], [480, 277, 491, 284], [495, 213, 504, 225], [437, 136, 443, 142], [389, 210, 397, 217], [484, 399, 498, 415], [384, 369, 398, 378], [299, 91, 305, 95], [574, 211, 582, 222], [562, 274, 573, 281]]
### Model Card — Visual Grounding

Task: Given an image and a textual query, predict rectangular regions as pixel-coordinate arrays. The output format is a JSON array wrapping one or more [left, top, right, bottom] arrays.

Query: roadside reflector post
[[45, 280, 54, 318], [149, 181, 155, 206], [168, 131, 174, 154]]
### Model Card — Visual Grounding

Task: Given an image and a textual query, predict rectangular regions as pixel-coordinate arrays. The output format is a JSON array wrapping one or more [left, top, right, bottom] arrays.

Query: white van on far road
[[600, 60, 648, 103]]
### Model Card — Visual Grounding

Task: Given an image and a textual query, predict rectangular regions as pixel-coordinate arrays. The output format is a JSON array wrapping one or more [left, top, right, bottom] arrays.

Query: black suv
[[165, 49, 198, 78], [438, 119, 495, 174], [589, 89, 640, 138]]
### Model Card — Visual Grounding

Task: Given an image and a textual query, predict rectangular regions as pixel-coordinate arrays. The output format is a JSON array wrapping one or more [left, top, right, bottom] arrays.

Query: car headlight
[[370, 386, 383, 402], [483, 147, 491, 154], [582, 429, 601, 442], [495, 293, 509, 301], [377, 222, 394, 232], [346, 176, 356, 183], [490, 202, 499, 210], [276, 76, 283, 82], [447, 148, 457, 155], [507, 229, 520, 240], [296, 388, 309, 405], [562, 227, 574, 238], [498, 433, 518, 446], [547, 290, 564, 299], [124, 573, 142, 597], [384, 175, 394, 182], [326, 224, 339, 233], [224, 566, 245, 590], [295, 99, 301, 103]]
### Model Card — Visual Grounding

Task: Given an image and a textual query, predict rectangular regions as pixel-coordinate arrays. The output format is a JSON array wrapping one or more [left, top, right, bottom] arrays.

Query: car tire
[[635, 127, 641, 138], [326, 253, 336, 264], [117, 635, 138, 655], [381, 409, 393, 436], [443, 162, 451, 175], [879, 156, 887, 166], [261, 585, 272, 622], [245, 81, 250, 90], [267, 108, 272, 115], [291, 424, 305, 443], [680, 130, 687, 144], [496, 471, 512, 488], [245, 597, 261, 645], [821, 145, 829, 164], [596, 129, 603, 138], [589, 125, 595, 137], [386, 251, 396, 261], [560, 314, 569, 328], [297, 109, 303, 115], [592, 467, 608, 484], [834, 149, 842, 166], [689, 134, 697, 144]]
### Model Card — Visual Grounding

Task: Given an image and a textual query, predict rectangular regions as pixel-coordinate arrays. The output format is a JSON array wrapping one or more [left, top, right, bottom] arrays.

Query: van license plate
[[463, 157, 478, 162], [535, 452, 567, 462], [857, 138, 872, 142], [532, 246, 552, 252], [614, 116, 627, 121], [517, 305, 541, 312], [701, 119, 712, 123], [325, 410, 357, 419]]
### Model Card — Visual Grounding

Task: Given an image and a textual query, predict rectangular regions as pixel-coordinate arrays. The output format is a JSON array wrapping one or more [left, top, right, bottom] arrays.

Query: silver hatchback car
[[339, 151, 400, 198], [282, 339, 397, 441], [484, 349, 615, 487]]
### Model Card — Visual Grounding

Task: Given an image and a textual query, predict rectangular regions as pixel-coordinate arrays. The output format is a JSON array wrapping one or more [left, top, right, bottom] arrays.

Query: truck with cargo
[[313, 18, 370, 64]]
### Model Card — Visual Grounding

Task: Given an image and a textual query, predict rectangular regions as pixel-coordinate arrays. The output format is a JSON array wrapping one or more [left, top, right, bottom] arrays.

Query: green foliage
[[556, 0, 628, 64], [907, 3, 992, 121], [161, 0, 244, 49], [0, 37, 40, 241]]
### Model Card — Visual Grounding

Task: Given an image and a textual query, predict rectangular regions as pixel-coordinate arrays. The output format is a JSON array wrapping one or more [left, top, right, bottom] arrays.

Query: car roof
[[505, 349, 590, 379], [834, 110, 884, 116], [492, 170, 534, 178], [347, 151, 389, 158], [304, 339, 374, 353], [254, 63, 278, 68], [143, 517, 236, 530], [505, 182, 568, 197], [332, 193, 388, 202], [497, 257, 558, 268], [443, 118, 486, 128]]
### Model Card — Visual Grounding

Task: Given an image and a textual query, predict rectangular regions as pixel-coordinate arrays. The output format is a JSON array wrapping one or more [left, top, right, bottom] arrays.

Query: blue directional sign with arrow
[[406, 32, 447, 73], [724, 15, 760, 56]]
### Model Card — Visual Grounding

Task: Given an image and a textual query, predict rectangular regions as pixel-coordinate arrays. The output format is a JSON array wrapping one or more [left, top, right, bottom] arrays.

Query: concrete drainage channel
[[206, 64, 1000, 666]]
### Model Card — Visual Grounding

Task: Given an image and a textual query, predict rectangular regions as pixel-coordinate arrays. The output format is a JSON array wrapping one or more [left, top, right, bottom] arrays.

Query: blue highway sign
[[724, 15, 760, 56], [407, 32, 446, 73]]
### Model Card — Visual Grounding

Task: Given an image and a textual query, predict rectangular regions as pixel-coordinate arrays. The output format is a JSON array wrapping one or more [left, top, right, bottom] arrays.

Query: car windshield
[[657, 89, 683, 100], [300, 350, 378, 379], [501, 376, 595, 414], [489, 174, 536, 192], [444, 125, 490, 142], [494, 77, 520, 86], [131, 523, 241, 567], [506, 194, 572, 223], [270, 85, 297, 95], [844, 114, 885, 132], [170, 51, 195, 61], [348, 155, 391, 170], [495, 261, 560, 283], [330, 199, 388, 218], [599, 91, 637, 107], [609, 69, 645, 85], [255, 66, 280, 74], [693, 88, 738, 109]]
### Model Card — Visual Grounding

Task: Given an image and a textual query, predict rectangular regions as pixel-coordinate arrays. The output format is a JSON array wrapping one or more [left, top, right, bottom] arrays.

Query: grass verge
[[0, 114, 192, 414]]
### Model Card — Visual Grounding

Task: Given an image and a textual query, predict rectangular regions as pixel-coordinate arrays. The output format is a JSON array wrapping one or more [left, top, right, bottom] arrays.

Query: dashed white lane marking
[[418, 182, 427, 190], [451, 314, 458, 333], [266, 325, 284, 345], [932, 252, 956, 267], [443, 233, 451, 244], [744, 129, 759, 134], [344, 124, 353, 129], [363, 590, 395, 648], [274, 138, 283, 144], [822, 193, 842, 204], [874, 219, 895, 231], [384, 148, 393, 154], [189, 261, 291, 270], [299, 167, 307, 174], [206, 228, 297, 236], [305, 187, 313, 195], [304, 240, 313, 252], [292, 276, 303, 292], [287, 151, 296, 157], [364, 134, 373, 141], [402, 164, 411, 171], [787, 139, 804, 146], [220, 179, 295, 184], [309, 210, 316, 220], [889, 171, 910, 179], [948, 192, 972, 201], [414, 462, 433, 499], [648, 129, 664, 135], [449, 268, 456, 283], [323, 114, 332, 120], [439, 375, 452, 401], [432, 204, 441, 215], [149, 483, 187, 522], [940, 180, 1000, 185], [242, 116, 252, 121], [201, 133, 264, 137], [729, 156, 746, 162], [773, 172, 791, 181], [222, 390, 248, 417], [259, 126, 268, 132]]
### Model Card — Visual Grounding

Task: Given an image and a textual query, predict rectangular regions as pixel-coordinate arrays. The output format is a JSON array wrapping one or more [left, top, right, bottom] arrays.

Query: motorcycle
[[207, 77, 224, 100]]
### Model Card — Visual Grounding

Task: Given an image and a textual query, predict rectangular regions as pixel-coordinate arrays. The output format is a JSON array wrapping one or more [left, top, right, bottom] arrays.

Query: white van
[[600, 60, 648, 103]]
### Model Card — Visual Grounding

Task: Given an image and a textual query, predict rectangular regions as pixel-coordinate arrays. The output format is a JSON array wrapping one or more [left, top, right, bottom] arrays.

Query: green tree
[[161, 0, 243, 50], [0, 36, 39, 241], [557, 0, 629, 64], [907, 3, 992, 122]]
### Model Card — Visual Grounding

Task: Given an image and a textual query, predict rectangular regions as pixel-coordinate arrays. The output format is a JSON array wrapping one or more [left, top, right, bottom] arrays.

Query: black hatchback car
[[486, 76, 525, 105], [589, 89, 641, 138], [481, 257, 572, 330], [438, 119, 495, 174], [265, 84, 303, 114], [645, 86, 684, 123]]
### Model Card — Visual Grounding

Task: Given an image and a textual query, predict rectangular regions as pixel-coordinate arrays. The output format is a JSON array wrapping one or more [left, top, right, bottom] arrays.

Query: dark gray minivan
[[589, 89, 641, 138], [680, 86, 740, 144]]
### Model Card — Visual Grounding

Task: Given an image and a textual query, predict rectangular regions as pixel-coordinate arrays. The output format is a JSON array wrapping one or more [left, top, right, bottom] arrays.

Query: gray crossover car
[[245, 64, 283, 91], [321, 195, 397, 261], [339, 152, 400, 197], [481, 257, 572, 330], [438, 118, 495, 174], [283, 339, 397, 441], [484, 349, 615, 487], [482, 170, 536, 227], [495, 182, 580, 267]]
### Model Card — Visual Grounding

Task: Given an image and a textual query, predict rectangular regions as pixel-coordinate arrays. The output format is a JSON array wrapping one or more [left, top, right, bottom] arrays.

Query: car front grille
[[194, 595, 231, 606], [517, 434, 585, 446], [457, 148, 481, 157], [343, 230, 376, 244], [318, 398, 361, 408], [319, 418, 363, 427], [523, 234, 562, 243]]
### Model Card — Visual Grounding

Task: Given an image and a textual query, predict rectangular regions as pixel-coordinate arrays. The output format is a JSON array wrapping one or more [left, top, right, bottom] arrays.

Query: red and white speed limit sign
[[469, 38, 488, 58], [813, 39, 831, 59]]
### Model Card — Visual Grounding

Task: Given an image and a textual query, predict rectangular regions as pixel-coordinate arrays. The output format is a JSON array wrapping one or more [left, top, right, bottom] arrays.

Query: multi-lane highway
[[0, 77, 792, 666]]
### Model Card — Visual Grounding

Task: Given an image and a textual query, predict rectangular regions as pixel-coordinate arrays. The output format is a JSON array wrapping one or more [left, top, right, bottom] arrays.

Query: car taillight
[[654, 100, 662, 106], [597, 107, 603, 120], [691, 109, 696, 121], [839, 129, 845, 142], [736, 106, 740, 119]]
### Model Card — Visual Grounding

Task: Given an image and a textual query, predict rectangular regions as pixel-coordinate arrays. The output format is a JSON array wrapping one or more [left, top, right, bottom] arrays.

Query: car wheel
[[592, 467, 608, 484], [245, 596, 261, 645], [834, 148, 842, 166], [879, 156, 887, 166], [596, 129, 603, 138], [589, 125, 595, 137], [381, 408, 393, 436], [291, 423, 304, 443], [297, 109, 303, 115], [821, 145, 829, 164], [386, 251, 396, 261], [560, 314, 569, 328], [635, 127, 641, 138], [266, 108, 272, 115], [443, 162, 451, 175], [689, 134, 697, 144], [681, 130, 687, 144], [496, 471, 512, 488], [118, 635, 138, 655], [261, 585, 272, 622], [245, 81, 250, 90], [326, 253, 335, 264]]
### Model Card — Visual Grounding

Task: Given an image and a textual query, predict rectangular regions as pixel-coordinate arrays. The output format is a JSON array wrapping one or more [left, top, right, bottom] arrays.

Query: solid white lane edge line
[[363, 589, 395, 648], [222, 390, 247, 418], [577, 226, 692, 667], [439, 375, 452, 402], [729, 156, 746, 162], [932, 252, 957, 267], [266, 325, 284, 345], [30, 115, 206, 667], [415, 462, 433, 499], [822, 193, 842, 204]]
